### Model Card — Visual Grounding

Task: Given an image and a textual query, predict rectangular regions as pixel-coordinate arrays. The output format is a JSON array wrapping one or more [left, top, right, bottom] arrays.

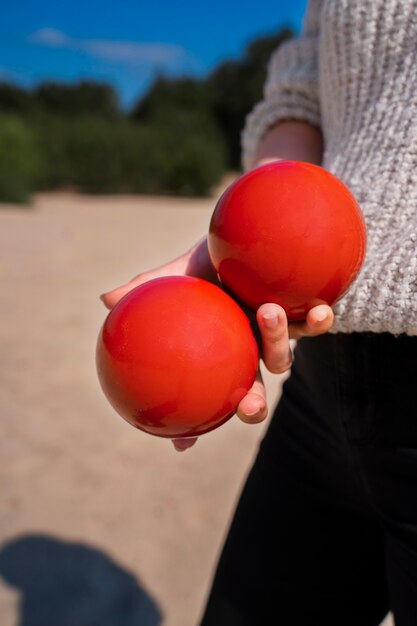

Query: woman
[[103, 1, 417, 623]]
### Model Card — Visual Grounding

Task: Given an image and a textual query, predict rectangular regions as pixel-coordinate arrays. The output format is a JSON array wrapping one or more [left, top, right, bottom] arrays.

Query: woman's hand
[[100, 237, 334, 452], [171, 302, 333, 451], [236, 302, 333, 421]]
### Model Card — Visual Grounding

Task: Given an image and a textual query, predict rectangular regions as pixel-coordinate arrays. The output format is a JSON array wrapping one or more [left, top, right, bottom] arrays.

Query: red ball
[[208, 161, 367, 321], [96, 276, 259, 438]]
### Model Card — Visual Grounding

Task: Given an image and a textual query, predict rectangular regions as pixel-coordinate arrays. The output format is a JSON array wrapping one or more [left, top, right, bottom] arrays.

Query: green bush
[[34, 112, 226, 197], [63, 117, 129, 193], [34, 116, 131, 192], [33, 115, 73, 189], [129, 110, 227, 196], [0, 114, 41, 203]]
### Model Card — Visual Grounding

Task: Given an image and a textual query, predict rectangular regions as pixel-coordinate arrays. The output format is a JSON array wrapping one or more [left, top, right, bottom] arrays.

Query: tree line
[[0, 28, 292, 202]]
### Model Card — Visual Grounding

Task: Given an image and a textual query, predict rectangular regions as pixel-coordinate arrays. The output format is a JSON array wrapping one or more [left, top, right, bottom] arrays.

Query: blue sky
[[1, 0, 307, 109]]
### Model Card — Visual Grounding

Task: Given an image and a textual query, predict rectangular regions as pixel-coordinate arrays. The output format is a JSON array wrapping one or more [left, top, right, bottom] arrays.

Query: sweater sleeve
[[241, 0, 322, 170]]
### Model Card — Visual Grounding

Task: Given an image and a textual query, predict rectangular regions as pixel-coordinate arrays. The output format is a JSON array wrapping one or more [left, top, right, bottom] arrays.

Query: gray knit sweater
[[242, 0, 417, 336]]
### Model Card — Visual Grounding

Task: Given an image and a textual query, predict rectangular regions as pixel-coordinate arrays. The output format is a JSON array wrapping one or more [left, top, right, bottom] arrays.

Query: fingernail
[[99, 293, 106, 303], [244, 407, 262, 417], [262, 312, 278, 328], [314, 307, 328, 323]]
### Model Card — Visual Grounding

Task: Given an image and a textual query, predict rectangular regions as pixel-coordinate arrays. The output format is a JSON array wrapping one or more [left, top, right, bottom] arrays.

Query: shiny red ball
[[208, 161, 367, 321], [96, 276, 259, 438]]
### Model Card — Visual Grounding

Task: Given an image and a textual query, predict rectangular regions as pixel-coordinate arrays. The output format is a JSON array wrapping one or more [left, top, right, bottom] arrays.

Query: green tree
[[0, 83, 34, 116], [34, 81, 120, 118], [0, 27, 294, 200], [208, 28, 293, 167], [131, 76, 211, 121], [131, 27, 293, 169]]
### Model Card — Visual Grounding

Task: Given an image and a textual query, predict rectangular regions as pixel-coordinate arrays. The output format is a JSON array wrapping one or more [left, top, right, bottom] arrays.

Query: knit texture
[[241, 0, 417, 336]]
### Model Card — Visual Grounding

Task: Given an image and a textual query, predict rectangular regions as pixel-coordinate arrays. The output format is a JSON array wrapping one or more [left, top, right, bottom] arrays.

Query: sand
[[0, 192, 393, 626]]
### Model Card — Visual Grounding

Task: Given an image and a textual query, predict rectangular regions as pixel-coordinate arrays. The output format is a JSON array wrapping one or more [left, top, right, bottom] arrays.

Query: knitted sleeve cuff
[[241, 2, 322, 170]]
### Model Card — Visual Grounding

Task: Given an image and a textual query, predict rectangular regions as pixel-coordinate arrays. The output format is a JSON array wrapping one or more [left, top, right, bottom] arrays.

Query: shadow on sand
[[0, 534, 162, 626]]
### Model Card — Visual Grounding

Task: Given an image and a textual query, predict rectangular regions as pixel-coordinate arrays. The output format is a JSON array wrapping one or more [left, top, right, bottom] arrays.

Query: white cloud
[[29, 28, 69, 47], [28, 28, 200, 72], [85, 41, 187, 64]]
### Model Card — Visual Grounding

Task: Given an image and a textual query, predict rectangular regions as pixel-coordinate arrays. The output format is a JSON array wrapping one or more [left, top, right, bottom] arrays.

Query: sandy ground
[[0, 192, 393, 626]]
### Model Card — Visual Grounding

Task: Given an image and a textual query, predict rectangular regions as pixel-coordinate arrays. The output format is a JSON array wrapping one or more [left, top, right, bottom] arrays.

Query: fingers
[[255, 302, 333, 374], [171, 437, 198, 452], [256, 304, 293, 374], [100, 266, 175, 310], [100, 253, 191, 310], [236, 369, 268, 424], [289, 304, 334, 340], [100, 275, 149, 310]]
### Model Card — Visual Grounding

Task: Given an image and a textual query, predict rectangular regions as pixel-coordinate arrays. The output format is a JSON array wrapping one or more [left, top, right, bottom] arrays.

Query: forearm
[[251, 120, 324, 168]]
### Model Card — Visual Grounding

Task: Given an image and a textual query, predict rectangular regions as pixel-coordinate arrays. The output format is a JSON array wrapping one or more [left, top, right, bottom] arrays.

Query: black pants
[[200, 333, 417, 626]]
